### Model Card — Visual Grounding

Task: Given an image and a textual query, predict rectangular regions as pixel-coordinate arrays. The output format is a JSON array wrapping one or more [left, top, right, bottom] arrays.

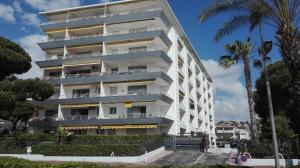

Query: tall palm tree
[[199, 0, 300, 135], [219, 39, 259, 142]]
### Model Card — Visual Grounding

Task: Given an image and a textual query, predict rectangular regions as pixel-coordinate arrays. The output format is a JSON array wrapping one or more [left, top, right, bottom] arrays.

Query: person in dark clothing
[[201, 136, 209, 153]]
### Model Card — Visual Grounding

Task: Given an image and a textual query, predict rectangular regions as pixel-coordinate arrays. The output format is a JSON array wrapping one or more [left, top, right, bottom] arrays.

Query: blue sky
[[0, 0, 283, 122]]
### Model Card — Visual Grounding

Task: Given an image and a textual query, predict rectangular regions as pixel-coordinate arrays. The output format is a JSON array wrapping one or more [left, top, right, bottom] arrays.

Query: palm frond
[[214, 15, 250, 42], [198, 0, 250, 23], [219, 55, 237, 68]]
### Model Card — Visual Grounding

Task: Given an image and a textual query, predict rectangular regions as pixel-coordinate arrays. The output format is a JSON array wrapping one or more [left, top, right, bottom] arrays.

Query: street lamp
[[260, 40, 280, 168]]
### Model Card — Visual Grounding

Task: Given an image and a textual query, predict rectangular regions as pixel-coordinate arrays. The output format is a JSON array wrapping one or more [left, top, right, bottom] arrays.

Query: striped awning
[[60, 104, 99, 109], [64, 62, 101, 67], [100, 125, 157, 130], [63, 126, 98, 130], [43, 66, 63, 70]]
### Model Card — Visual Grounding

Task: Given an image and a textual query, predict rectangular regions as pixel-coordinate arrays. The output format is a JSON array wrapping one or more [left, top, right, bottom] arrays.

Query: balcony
[[30, 116, 173, 131], [38, 28, 171, 50], [32, 92, 173, 108], [40, 8, 165, 31], [45, 70, 172, 86]]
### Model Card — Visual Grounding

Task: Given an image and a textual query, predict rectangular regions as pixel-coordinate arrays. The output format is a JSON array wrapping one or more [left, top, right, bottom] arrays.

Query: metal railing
[[65, 72, 102, 78]]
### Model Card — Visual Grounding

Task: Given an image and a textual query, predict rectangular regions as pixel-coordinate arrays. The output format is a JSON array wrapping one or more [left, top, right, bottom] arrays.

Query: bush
[[68, 135, 164, 151], [0, 157, 122, 168], [32, 144, 143, 156]]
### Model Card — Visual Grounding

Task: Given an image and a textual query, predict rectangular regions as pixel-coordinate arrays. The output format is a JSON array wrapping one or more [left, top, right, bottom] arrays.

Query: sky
[[0, 0, 283, 122]]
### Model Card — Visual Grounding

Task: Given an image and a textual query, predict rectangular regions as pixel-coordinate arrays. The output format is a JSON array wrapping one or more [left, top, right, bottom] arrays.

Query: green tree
[[254, 61, 292, 122], [219, 39, 259, 142], [275, 114, 298, 158], [0, 36, 31, 80], [199, 0, 300, 134], [0, 79, 54, 131]]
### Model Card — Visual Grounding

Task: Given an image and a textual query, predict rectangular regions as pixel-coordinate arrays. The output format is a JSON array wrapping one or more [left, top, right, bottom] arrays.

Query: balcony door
[[70, 108, 89, 120], [127, 106, 146, 118]]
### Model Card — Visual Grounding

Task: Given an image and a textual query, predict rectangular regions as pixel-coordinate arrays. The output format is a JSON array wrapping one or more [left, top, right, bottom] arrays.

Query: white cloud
[[24, 0, 82, 11], [12, 1, 23, 13], [21, 13, 40, 27], [203, 59, 250, 122], [0, 3, 15, 23], [17, 34, 47, 79]]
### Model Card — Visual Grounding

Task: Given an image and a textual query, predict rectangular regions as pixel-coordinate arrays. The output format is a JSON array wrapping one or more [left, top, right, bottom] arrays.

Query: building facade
[[31, 0, 216, 146], [215, 121, 251, 142]]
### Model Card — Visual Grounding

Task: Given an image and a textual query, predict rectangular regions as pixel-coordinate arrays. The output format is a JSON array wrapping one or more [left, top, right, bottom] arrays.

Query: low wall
[[238, 158, 299, 167], [0, 147, 166, 164]]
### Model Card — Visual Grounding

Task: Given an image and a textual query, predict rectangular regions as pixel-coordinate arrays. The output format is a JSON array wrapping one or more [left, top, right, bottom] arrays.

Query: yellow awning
[[43, 66, 63, 70], [63, 126, 98, 130], [100, 125, 157, 130], [64, 62, 101, 67], [61, 104, 99, 109]]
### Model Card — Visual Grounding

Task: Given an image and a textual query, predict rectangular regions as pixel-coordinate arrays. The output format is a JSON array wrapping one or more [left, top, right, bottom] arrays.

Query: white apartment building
[[31, 0, 216, 146]]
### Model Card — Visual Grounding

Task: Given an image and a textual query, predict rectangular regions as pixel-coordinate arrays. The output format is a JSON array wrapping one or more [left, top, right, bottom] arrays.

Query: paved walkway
[[153, 150, 203, 166], [196, 152, 230, 165]]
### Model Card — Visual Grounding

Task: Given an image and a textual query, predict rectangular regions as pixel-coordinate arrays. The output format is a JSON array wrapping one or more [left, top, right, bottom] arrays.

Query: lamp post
[[260, 40, 280, 168]]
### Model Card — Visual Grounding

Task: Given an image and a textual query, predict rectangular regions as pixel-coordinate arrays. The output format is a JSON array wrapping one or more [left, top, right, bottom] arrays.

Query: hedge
[[0, 157, 247, 168], [32, 144, 143, 156], [68, 135, 164, 151], [0, 157, 123, 168]]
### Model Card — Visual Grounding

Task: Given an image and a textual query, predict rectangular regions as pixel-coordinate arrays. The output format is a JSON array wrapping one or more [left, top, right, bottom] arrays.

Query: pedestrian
[[204, 136, 209, 153]]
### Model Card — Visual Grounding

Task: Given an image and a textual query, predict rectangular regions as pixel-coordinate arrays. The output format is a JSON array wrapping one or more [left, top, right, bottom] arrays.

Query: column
[[57, 104, 64, 120]]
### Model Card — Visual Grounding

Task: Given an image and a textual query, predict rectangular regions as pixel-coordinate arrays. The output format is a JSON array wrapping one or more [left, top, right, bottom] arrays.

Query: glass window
[[109, 107, 117, 115], [110, 87, 118, 95], [72, 89, 90, 98], [111, 67, 118, 74]]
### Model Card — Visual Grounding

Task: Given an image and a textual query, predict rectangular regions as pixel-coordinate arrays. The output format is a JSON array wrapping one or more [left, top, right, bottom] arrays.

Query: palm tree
[[199, 0, 300, 135], [219, 39, 259, 142]]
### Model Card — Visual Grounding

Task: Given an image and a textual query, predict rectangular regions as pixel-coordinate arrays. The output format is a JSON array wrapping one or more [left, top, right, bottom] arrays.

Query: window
[[128, 46, 147, 53], [72, 89, 90, 98], [69, 69, 91, 75], [177, 39, 183, 52], [128, 85, 147, 95], [110, 87, 118, 95], [127, 106, 146, 118], [129, 28, 147, 34], [49, 71, 61, 78], [109, 107, 117, 115], [128, 65, 147, 73], [70, 109, 89, 120], [111, 67, 118, 74]]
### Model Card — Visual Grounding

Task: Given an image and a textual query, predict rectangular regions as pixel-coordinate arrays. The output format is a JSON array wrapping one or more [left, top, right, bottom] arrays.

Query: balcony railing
[[65, 72, 102, 78], [41, 8, 161, 25], [64, 53, 101, 60], [72, 94, 90, 98], [127, 90, 147, 95], [65, 115, 98, 121], [104, 47, 167, 56], [109, 112, 166, 119]]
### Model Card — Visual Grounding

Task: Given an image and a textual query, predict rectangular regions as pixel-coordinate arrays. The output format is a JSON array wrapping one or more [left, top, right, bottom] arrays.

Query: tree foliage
[[254, 61, 293, 124], [0, 36, 31, 80], [0, 79, 54, 130]]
